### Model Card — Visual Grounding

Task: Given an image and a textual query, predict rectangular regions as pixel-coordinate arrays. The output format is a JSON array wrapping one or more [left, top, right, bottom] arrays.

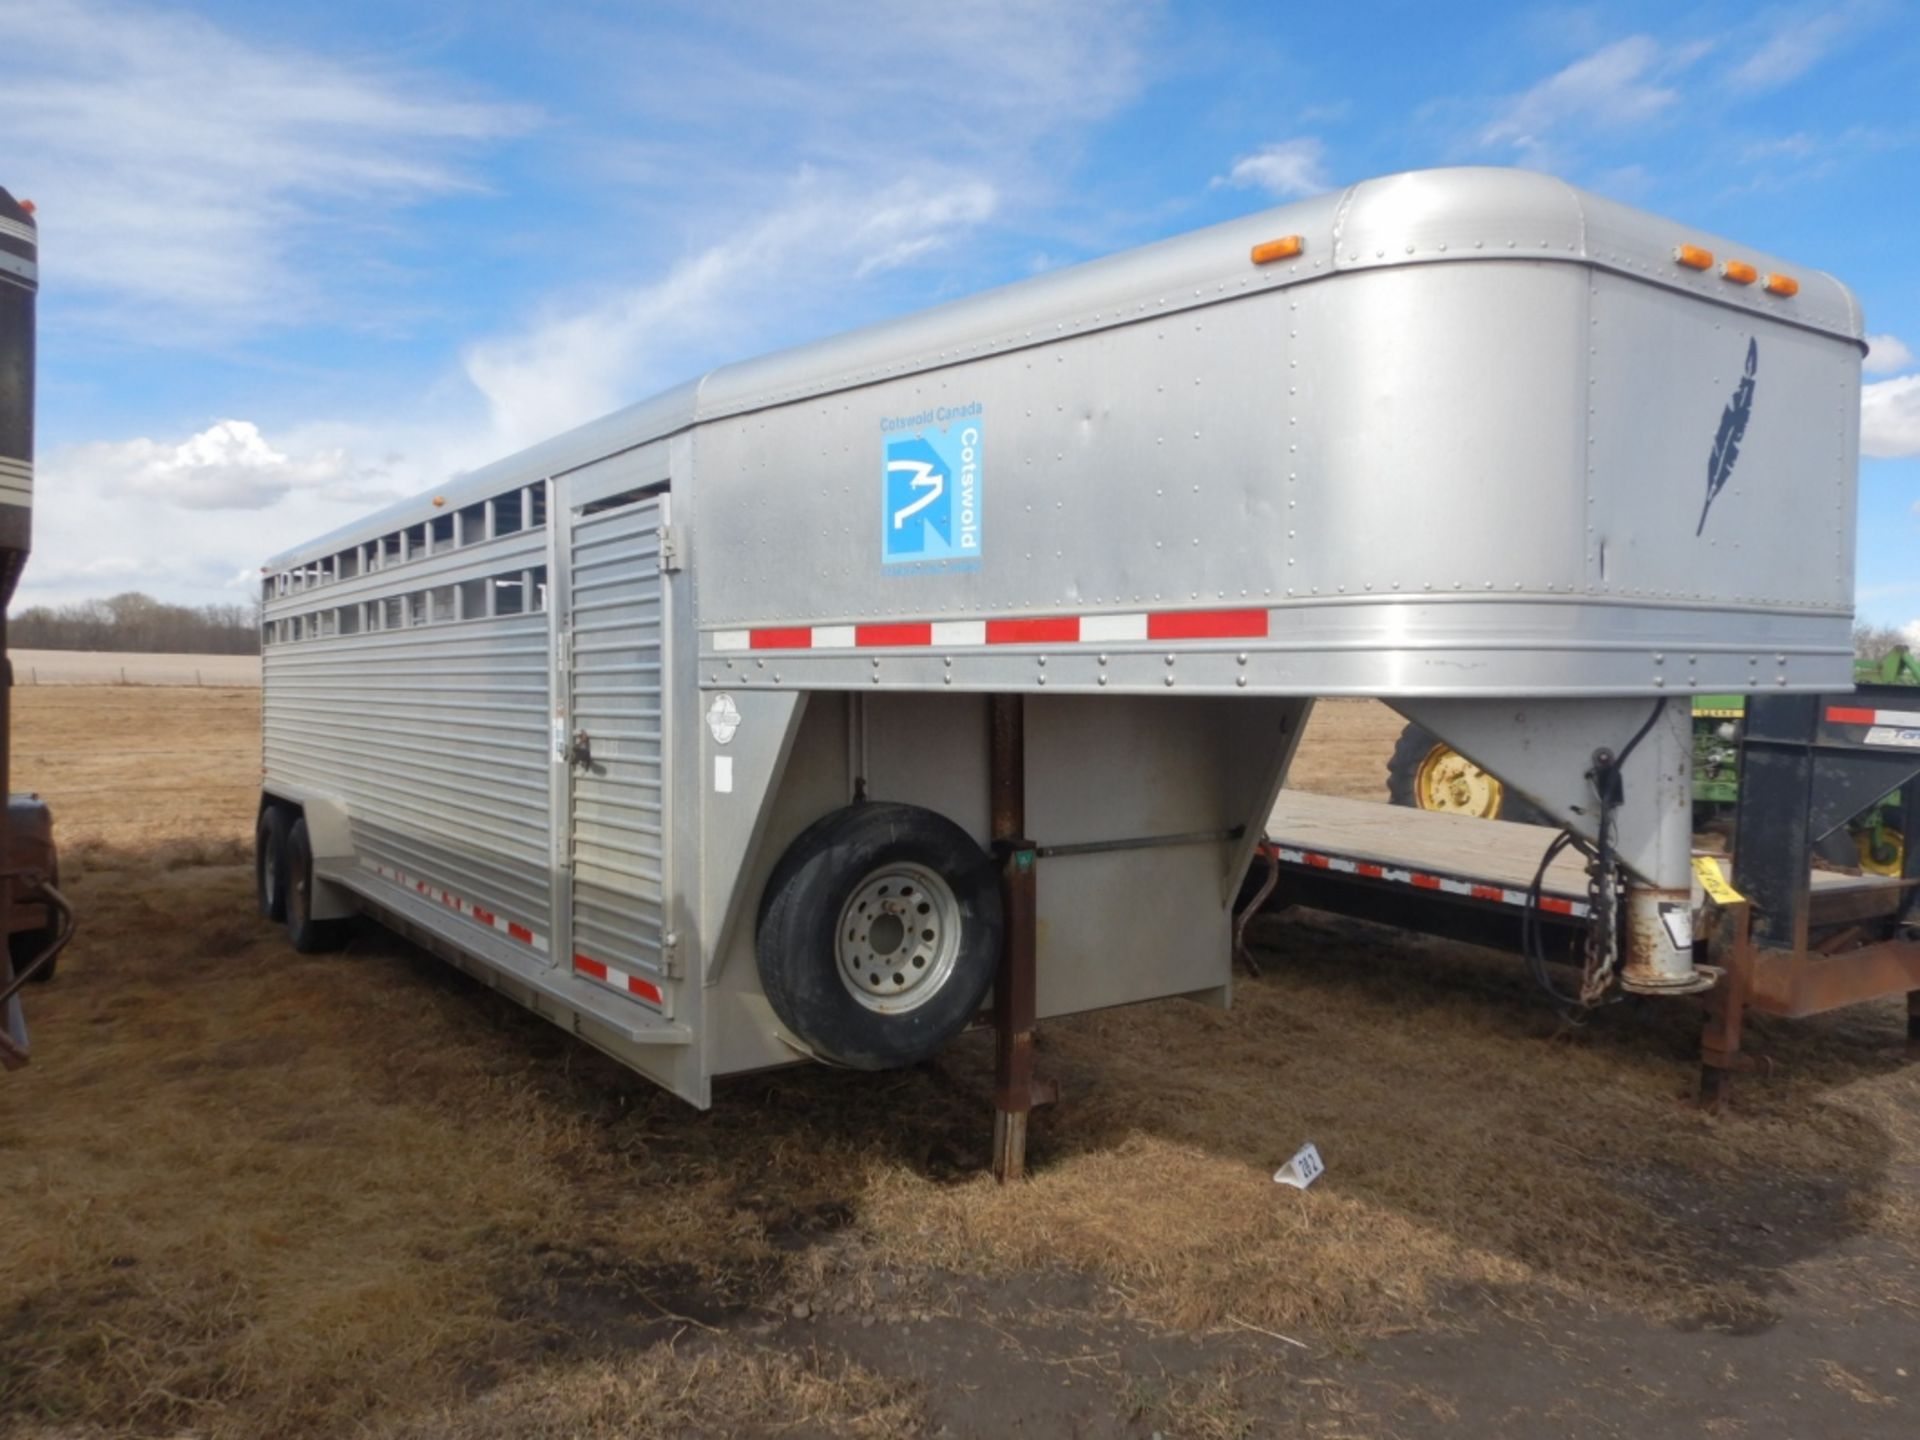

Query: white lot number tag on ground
[[1274, 1142, 1325, 1190]]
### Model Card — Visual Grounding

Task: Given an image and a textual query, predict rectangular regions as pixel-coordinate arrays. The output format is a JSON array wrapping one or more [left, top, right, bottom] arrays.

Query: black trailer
[[1, 185, 72, 1069], [1247, 688, 1920, 1098]]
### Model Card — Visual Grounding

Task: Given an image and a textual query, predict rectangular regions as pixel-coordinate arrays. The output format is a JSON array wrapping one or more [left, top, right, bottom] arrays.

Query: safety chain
[[1579, 746, 1625, 1008]]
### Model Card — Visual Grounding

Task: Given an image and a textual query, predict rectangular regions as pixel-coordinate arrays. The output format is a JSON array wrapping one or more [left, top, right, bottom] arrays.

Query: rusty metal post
[[989, 693, 1040, 1182], [1696, 900, 1752, 1108]]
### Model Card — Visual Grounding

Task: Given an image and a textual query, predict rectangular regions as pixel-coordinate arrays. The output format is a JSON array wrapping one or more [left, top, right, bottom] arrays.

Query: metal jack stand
[[989, 694, 1055, 1182]]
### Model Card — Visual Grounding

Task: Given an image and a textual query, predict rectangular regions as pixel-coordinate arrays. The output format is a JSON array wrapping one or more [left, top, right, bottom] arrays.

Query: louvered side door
[[566, 493, 672, 1015]]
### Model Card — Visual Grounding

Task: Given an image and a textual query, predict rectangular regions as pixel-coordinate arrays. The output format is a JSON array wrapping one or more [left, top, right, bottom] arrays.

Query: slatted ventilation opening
[[567, 495, 670, 1012]]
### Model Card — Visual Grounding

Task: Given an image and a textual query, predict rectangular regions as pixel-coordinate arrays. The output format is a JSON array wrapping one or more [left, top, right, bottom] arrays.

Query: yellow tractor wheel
[[1386, 723, 1545, 824], [1855, 827, 1906, 878], [1413, 743, 1507, 818]]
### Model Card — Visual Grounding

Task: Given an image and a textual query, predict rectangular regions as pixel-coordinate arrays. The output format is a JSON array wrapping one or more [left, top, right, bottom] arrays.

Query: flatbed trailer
[[1254, 685, 1920, 1097]]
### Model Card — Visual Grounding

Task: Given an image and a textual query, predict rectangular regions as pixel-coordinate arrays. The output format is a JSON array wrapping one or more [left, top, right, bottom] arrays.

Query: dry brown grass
[[385, 1343, 925, 1439], [1285, 697, 1406, 800], [4, 687, 1919, 1438]]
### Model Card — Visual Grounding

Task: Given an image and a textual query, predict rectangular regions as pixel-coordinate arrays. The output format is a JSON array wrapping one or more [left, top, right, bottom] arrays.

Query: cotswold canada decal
[[1697, 338, 1757, 537], [879, 404, 982, 572]]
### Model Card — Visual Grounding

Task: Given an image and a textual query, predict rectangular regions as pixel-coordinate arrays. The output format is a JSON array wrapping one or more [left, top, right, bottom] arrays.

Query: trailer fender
[[267, 791, 357, 920]]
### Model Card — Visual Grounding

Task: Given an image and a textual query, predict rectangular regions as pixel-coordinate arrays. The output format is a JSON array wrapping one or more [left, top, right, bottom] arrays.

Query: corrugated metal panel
[[568, 495, 672, 1012], [263, 613, 555, 942]]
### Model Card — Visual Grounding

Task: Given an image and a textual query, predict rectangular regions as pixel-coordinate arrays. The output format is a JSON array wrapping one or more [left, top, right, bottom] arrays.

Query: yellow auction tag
[[1693, 854, 1745, 905]]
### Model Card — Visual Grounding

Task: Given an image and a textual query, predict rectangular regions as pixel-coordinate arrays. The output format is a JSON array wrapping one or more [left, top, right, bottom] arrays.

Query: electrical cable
[[1520, 699, 1668, 1018]]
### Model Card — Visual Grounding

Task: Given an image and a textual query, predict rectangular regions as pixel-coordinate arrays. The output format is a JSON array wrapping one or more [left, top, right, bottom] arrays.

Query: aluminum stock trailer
[[256, 168, 1865, 1148]]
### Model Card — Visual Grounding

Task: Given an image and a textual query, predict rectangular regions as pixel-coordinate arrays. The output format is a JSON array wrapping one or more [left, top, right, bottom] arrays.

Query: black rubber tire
[[1385, 722, 1550, 826], [8, 858, 59, 984], [285, 817, 348, 954], [756, 802, 1002, 1070], [257, 805, 291, 922], [1813, 826, 1862, 871]]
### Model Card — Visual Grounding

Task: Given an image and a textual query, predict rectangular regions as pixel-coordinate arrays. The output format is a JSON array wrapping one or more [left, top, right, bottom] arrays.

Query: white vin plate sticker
[[1865, 726, 1920, 749]]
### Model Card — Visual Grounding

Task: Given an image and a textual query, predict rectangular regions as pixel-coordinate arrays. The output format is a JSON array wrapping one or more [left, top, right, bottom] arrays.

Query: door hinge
[[659, 525, 682, 572], [662, 930, 682, 978]]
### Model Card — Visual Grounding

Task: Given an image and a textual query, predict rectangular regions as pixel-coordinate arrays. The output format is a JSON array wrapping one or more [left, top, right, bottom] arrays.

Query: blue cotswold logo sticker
[[881, 415, 981, 569]]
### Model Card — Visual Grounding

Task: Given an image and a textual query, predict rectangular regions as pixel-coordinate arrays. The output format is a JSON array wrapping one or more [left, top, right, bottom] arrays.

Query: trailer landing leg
[[1696, 900, 1765, 1109], [989, 695, 1053, 1182]]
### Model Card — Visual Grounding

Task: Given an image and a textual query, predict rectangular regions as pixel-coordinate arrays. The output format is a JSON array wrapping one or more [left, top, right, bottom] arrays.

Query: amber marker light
[[1721, 259, 1757, 285], [1674, 243, 1713, 270], [1762, 273, 1799, 297], [1251, 235, 1304, 265]]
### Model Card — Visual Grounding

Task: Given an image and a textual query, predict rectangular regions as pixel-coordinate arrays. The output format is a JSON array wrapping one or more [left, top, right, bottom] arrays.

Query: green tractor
[[1387, 648, 1917, 874]]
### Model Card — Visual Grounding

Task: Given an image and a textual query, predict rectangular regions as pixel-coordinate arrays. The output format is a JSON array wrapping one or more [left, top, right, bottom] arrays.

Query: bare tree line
[[8, 592, 260, 655], [1855, 623, 1916, 662]]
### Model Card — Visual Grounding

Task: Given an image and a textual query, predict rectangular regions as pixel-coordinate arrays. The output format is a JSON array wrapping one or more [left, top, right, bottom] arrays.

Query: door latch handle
[[569, 729, 593, 769]]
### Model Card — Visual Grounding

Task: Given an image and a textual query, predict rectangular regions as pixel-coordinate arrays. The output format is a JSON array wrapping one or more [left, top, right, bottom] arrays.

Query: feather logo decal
[[1697, 338, 1757, 536]]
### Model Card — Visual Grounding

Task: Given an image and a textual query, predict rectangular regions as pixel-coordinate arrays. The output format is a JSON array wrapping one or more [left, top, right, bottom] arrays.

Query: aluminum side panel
[[1585, 269, 1856, 614], [263, 619, 555, 941], [1287, 261, 1589, 599]]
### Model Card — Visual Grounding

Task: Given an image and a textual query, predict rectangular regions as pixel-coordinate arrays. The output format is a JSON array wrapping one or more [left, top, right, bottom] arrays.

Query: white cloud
[[1728, 8, 1862, 91], [1905, 620, 1920, 649], [1865, 333, 1915, 376], [615, 2, 1158, 171], [23, 419, 429, 605], [1211, 139, 1329, 200], [1479, 36, 1709, 166], [452, 4, 1163, 453], [11, 2, 1164, 608], [463, 173, 1000, 452], [1862, 375, 1920, 459], [0, 0, 533, 335], [70, 420, 384, 512]]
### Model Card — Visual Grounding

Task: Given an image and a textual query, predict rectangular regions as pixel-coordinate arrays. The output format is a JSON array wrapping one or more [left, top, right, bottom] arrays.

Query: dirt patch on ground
[[3, 689, 1918, 1438]]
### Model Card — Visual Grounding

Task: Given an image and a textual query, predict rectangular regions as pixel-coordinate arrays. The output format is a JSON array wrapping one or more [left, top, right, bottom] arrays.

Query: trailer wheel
[[756, 802, 1002, 1070], [8, 859, 60, 984], [256, 805, 291, 922], [284, 817, 348, 953], [1386, 722, 1548, 826]]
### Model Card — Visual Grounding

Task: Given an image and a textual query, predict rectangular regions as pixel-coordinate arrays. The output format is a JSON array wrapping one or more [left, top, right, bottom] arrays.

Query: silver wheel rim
[[835, 862, 962, 1014]]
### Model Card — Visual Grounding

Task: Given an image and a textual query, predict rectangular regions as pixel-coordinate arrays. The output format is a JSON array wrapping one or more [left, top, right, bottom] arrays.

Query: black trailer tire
[[1386, 722, 1549, 826], [8, 859, 60, 984], [257, 805, 291, 922], [285, 817, 348, 954], [756, 802, 1002, 1071]]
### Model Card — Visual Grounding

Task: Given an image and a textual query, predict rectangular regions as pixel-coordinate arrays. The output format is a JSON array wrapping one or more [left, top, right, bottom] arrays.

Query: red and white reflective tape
[[363, 859, 548, 953], [1827, 705, 1920, 728], [1827, 705, 1920, 749], [1268, 844, 1589, 918], [572, 952, 665, 1007], [709, 607, 1270, 653]]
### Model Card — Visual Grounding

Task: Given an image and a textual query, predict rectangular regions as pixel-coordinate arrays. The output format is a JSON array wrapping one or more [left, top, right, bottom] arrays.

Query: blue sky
[[5, 0, 1917, 629]]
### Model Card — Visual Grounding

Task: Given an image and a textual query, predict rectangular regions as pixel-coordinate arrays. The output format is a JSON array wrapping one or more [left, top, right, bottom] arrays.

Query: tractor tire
[[1386, 722, 1550, 826], [756, 802, 1002, 1070]]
